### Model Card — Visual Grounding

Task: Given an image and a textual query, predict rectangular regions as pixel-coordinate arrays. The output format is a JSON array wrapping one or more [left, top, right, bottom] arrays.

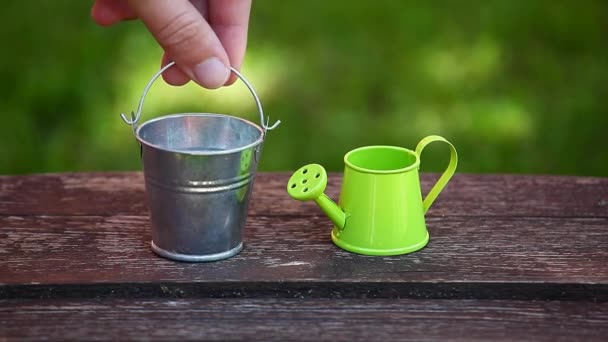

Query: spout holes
[[302, 179, 308, 184], [303, 187, 309, 193], [315, 173, 320, 178], [290, 183, 296, 189], [303, 169, 308, 174]]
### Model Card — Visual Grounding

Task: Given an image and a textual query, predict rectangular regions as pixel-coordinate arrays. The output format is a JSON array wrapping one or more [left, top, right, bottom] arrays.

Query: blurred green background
[[1, 1, 606, 176]]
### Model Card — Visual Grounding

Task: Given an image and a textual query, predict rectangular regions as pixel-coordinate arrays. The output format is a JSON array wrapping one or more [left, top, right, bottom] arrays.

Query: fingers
[[92, 0, 250, 88], [127, 0, 230, 89], [209, 0, 251, 85], [161, 1, 206, 86], [91, 0, 136, 26], [161, 53, 191, 86], [190, 0, 209, 19]]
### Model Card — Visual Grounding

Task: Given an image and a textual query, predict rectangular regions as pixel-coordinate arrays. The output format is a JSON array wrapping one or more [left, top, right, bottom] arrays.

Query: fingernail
[[192, 58, 229, 89]]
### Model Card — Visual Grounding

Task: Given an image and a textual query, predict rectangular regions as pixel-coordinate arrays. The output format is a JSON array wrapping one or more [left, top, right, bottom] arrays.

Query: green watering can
[[287, 135, 458, 256]]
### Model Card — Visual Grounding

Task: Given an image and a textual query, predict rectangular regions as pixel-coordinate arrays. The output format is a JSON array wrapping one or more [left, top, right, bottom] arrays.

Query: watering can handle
[[120, 61, 280, 132], [415, 135, 458, 214]]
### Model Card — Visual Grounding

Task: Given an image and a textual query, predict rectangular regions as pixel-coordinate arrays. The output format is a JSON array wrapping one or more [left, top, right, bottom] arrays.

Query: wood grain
[[1, 173, 607, 217], [0, 214, 606, 300], [1, 172, 607, 340], [1, 298, 606, 341]]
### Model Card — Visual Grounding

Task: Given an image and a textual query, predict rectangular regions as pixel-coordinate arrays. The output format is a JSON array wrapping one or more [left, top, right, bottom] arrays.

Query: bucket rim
[[135, 113, 264, 156]]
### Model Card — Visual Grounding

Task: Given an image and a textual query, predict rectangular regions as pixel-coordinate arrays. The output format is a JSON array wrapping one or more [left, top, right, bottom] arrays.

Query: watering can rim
[[344, 145, 420, 175]]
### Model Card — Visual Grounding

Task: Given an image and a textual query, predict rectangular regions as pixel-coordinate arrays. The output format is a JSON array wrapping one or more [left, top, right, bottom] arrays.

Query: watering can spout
[[287, 164, 346, 230], [314, 194, 346, 230]]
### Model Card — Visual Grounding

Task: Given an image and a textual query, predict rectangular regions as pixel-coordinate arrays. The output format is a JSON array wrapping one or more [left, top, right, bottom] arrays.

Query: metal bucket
[[120, 62, 280, 262]]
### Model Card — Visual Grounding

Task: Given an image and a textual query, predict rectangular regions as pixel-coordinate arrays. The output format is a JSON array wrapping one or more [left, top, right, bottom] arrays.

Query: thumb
[[127, 0, 230, 89]]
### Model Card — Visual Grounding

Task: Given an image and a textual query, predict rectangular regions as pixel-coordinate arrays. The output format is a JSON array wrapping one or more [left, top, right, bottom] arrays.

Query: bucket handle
[[120, 61, 280, 133]]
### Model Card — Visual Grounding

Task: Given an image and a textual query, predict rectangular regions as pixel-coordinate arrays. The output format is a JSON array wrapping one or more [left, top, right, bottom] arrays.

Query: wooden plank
[[1, 298, 606, 341], [252, 173, 608, 218], [1, 215, 606, 299], [1, 173, 607, 217], [0, 172, 147, 216]]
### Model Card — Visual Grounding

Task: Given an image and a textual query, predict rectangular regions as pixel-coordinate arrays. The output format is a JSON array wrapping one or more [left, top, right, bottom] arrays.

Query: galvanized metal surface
[[120, 63, 278, 262]]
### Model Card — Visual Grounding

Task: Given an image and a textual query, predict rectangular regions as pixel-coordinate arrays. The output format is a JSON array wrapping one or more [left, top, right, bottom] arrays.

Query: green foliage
[[1, 1, 607, 175]]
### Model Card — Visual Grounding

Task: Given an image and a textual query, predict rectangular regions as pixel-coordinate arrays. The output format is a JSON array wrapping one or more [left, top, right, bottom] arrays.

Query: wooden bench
[[1, 172, 607, 340]]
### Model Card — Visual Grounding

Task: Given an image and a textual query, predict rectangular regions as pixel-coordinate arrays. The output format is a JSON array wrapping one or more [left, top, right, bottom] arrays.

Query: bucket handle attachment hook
[[120, 61, 280, 132]]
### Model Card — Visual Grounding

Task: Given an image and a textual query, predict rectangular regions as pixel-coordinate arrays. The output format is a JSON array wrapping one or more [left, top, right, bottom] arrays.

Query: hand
[[91, 0, 252, 89]]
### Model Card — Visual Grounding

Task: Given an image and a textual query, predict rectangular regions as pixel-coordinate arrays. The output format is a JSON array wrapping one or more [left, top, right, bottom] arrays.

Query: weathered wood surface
[[1, 298, 607, 341], [0, 215, 607, 288], [0, 172, 607, 340], [1, 172, 607, 217], [1, 174, 607, 292]]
